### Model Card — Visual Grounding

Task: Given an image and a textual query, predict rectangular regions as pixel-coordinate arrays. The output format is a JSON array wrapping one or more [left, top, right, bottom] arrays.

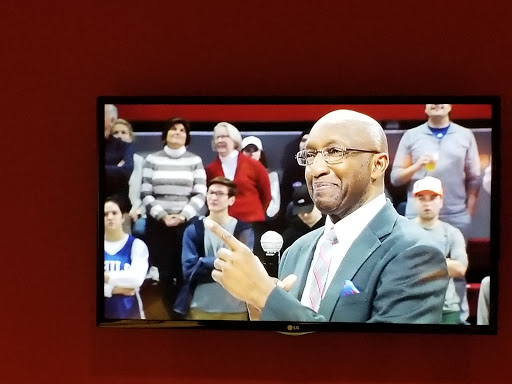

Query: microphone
[[260, 231, 284, 278]]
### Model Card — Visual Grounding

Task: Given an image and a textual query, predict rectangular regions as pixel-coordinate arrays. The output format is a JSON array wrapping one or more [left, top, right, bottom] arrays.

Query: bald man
[[207, 110, 449, 323]]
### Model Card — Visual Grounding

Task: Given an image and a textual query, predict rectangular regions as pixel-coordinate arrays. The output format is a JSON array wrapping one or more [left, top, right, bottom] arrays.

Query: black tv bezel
[[97, 95, 500, 335]]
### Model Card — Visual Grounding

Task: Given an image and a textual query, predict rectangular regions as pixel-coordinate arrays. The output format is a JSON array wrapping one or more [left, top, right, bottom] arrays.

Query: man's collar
[[325, 194, 387, 239]]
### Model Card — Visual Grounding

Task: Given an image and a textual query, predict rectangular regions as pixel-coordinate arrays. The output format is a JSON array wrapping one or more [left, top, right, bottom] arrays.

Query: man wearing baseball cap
[[281, 185, 325, 252], [413, 176, 469, 324]]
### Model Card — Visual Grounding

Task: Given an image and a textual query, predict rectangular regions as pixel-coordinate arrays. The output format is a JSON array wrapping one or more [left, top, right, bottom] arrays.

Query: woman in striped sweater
[[141, 117, 207, 318]]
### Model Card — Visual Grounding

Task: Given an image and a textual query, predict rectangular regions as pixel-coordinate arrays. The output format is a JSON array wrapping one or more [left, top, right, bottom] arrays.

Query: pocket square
[[341, 280, 360, 297]]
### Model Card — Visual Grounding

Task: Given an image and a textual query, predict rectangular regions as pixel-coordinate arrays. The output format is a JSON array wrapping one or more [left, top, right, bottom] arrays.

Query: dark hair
[[242, 144, 269, 169], [161, 117, 191, 147], [259, 150, 268, 169], [208, 176, 238, 197], [104, 195, 129, 214]]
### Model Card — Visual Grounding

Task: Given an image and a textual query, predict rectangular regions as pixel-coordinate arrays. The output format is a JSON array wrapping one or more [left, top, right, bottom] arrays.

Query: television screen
[[98, 96, 499, 334]]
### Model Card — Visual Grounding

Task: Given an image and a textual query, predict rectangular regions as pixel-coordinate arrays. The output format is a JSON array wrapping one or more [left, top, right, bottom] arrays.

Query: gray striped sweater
[[141, 147, 207, 221]]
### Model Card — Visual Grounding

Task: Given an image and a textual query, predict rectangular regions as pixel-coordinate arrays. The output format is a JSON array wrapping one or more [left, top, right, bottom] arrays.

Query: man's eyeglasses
[[295, 146, 380, 166], [207, 191, 229, 197]]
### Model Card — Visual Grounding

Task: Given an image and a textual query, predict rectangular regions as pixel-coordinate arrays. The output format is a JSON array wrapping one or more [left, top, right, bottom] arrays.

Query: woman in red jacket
[[205, 122, 271, 223]]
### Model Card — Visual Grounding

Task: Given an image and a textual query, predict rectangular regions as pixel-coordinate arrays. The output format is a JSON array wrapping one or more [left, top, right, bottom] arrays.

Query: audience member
[[110, 118, 146, 238], [477, 162, 491, 325], [104, 104, 117, 138], [412, 176, 468, 324], [141, 117, 207, 317], [241, 135, 281, 219], [207, 109, 448, 323], [205, 123, 271, 262], [205, 122, 271, 223], [477, 276, 490, 325], [390, 104, 481, 238], [280, 128, 310, 217], [483, 157, 492, 194], [282, 185, 326, 252], [174, 177, 254, 320], [104, 104, 134, 214], [104, 196, 149, 319]]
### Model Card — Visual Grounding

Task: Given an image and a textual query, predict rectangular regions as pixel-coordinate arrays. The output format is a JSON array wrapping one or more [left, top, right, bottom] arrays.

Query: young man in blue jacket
[[174, 176, 254, 320]]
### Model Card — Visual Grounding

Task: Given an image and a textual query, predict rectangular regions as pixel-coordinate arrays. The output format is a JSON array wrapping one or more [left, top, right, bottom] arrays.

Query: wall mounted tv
[[98, 96, 499, 335]]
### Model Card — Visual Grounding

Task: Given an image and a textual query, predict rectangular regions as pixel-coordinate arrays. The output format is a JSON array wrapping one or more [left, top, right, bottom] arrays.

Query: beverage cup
[[425, 152, 439, 172]]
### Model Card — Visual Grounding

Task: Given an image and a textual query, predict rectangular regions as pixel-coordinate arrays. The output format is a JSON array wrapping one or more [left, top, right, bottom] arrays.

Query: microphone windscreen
[[260, 231, 284, 253]]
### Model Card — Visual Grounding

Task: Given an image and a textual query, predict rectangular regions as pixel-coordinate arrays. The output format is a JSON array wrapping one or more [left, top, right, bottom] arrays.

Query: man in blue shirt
[[390, 104, 481, 239]]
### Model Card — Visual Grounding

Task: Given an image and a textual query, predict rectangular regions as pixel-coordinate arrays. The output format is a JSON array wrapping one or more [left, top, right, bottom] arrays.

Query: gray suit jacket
[[260, 201, 448, 323]]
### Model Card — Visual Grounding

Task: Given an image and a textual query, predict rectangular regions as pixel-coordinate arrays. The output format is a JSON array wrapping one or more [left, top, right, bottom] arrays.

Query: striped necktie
[[309, 228, 338, 312]]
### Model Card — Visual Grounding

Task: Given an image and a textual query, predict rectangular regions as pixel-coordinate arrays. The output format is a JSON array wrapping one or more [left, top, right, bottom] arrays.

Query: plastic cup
[[425, 152, 439, 171]]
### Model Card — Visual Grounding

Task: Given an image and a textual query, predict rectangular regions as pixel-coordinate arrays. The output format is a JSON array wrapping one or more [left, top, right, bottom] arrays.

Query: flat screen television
[[98, 96, 499, 335]]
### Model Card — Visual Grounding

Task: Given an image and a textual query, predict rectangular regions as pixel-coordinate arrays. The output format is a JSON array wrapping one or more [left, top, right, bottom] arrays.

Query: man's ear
[[371, 153, 389, 180], [228, 196, 236, 206]]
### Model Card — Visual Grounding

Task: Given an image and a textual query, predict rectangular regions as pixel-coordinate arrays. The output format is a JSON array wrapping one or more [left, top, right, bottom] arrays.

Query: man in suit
[[206, 109, 449, 323]]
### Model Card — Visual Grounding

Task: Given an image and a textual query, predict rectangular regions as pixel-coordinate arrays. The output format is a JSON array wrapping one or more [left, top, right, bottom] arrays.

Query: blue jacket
[[105, 136, 134, 210], [173, 218, 254, 315]]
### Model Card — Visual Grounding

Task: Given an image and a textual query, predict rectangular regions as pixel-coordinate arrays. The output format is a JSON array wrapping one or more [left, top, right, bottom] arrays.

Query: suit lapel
[[318, 202, 398, 318]]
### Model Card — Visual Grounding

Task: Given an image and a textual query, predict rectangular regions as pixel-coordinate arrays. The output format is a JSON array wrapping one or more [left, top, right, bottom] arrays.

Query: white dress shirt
[[300, 194, 386, 307]]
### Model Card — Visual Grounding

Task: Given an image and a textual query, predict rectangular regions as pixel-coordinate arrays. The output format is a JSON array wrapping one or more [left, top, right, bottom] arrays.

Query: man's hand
[[467, 189, 479, 216], [277, 274, 298, 291], [206, 218, 276, 310], [415, 153, 436, 168], [248, 274, 297, 320]]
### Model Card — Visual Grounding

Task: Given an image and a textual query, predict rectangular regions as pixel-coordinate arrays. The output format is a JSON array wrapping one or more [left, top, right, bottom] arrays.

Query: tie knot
[[325, 228, 337, 244]]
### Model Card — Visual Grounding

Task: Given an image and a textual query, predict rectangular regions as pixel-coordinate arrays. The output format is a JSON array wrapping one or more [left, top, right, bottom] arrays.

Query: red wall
[[2, 1, 510, 383]]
